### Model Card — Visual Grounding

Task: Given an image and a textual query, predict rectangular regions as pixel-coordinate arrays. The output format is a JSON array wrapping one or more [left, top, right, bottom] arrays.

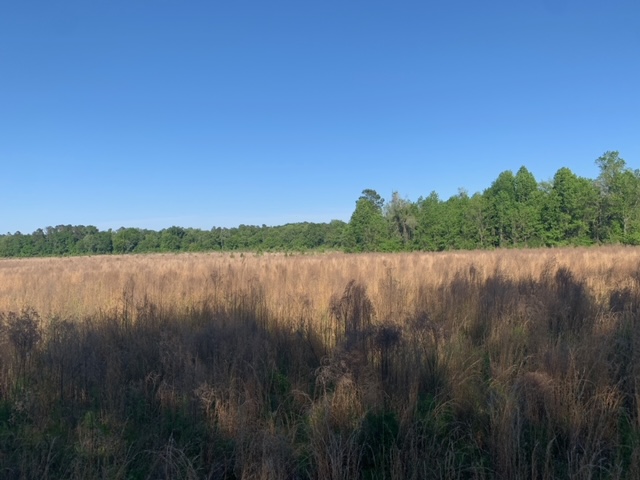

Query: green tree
[[483, 167, 544, 247], [361, 189, 384, 210], [303, 223, 325, 249], [325, 220, 348, 249], [347, 189, 388, 251], [512, 167, 543, 246], [0, 232, 26, 257], [485, 170, 517, 247], [385, 191, 417, 249], [543, 167, 598, 245], [595, 151, 640, 243], [46, 225, 80, 255], [415, 192, 446, 251], [112, 228, 143, 254], [467, 192, 491, 248], [31, 228, 50, 256], [160, 226, 186, 251], [75, 231, 113, 254], [211, 227, 229, 250], [442, 189, 478, 250], [617, 169, 640, 243], [228, 225, 263, 250], [136, 230, 162, 252]]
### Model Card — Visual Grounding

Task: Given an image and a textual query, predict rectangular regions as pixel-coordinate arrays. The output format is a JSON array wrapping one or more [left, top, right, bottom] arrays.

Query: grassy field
[[1, 247, 640, 479]]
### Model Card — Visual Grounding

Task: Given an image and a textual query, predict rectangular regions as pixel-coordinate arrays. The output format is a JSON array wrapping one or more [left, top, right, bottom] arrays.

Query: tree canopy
[[2, 152, 639, 257]]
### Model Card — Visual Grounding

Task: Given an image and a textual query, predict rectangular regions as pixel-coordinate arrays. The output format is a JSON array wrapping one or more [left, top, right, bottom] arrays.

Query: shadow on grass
[[1, 266, 639, 479]]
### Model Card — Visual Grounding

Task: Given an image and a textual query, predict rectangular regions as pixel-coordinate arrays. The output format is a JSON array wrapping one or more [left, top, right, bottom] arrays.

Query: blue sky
[[1, 0, 639, 233]]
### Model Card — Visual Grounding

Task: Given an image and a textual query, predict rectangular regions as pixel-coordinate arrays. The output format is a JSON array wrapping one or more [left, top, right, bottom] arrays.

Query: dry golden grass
[[2, 245, 638, 322], [2, 245, 640, 479]]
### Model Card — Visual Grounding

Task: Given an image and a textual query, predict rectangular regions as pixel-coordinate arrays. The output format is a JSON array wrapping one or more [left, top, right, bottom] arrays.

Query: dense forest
[[2, 151, 639, 257]]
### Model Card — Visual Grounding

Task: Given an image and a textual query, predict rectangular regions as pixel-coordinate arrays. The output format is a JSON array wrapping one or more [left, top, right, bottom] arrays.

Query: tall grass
[[1, 247, 640, 478]]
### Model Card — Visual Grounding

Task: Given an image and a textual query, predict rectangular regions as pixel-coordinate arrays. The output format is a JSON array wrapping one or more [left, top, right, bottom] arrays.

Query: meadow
[[1, 247, 640, 479]]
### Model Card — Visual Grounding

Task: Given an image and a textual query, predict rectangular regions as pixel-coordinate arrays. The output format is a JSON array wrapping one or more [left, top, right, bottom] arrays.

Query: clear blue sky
[[2, 0, 639, 233]]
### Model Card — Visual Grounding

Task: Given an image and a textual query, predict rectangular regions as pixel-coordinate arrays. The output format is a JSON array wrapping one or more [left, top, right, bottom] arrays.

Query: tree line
[[2, 151, 639, 257]]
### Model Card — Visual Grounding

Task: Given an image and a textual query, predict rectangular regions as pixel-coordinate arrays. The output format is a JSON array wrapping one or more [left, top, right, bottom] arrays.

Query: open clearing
[[2, 247, 640, 478]]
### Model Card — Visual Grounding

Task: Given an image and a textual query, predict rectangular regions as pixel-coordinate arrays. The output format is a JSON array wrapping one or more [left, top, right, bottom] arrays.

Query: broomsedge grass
[[1, 246, 640, 478]]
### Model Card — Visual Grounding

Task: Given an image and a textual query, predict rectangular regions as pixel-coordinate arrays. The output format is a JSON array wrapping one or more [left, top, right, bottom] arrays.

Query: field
[[2, 247, 640, 479]]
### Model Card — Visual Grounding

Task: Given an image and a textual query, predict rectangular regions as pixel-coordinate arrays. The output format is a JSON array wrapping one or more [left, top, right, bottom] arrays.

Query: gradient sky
[[1, 0, 639, 233]]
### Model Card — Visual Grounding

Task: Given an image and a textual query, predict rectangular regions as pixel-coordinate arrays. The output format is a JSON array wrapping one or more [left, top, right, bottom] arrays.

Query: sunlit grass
[[1, 246, 640, 478]]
